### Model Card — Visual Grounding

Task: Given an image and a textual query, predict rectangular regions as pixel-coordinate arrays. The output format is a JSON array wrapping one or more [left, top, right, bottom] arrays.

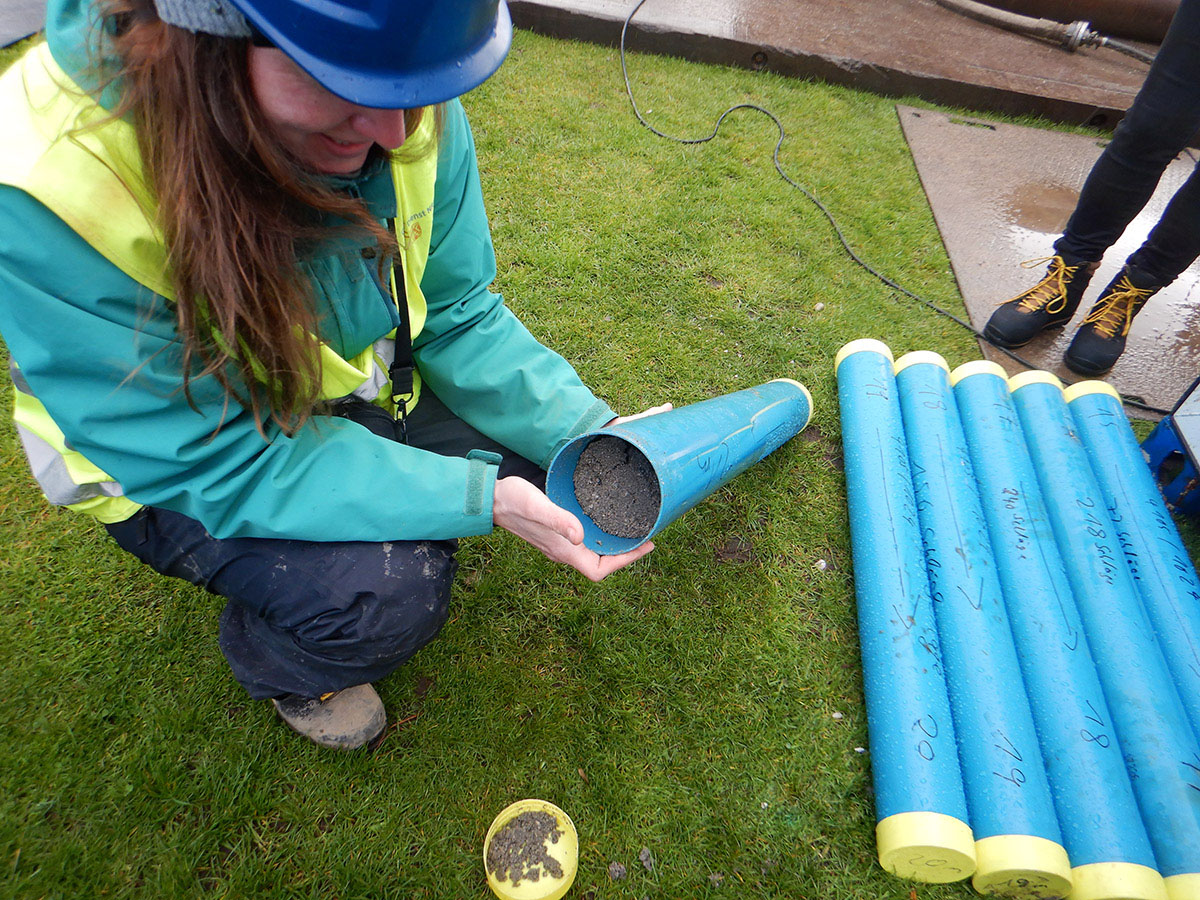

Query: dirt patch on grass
[[800, 423, 843, 471], [716, 535, 756, 563]]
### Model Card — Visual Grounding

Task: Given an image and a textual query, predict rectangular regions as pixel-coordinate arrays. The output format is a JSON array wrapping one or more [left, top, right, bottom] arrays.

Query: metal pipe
[[984, 0, 1178, 43], [934, 0, 1157, 63]]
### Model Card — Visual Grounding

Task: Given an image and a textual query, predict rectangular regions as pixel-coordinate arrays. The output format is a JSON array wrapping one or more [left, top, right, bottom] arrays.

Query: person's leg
[[1056, 0, 1200, 262], [989, 0, 1200, 350], [102, 388, 548, 745], [105, 505, 458, 701], [1062, 0, 1200, 375], [1125, 159, 1200, 285], [1064, 161, 1200, 375]]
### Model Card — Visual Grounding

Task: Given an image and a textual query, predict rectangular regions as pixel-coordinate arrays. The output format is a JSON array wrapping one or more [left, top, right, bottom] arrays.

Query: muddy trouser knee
[[105, 506, 459, 699], [104, 388, 545, 699]]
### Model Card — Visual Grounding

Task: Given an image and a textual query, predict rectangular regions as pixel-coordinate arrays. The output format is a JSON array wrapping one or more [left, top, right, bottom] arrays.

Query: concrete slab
[[0, 0, 44, 48], [510, 0, 1158, 131], [898, 104, 1200, 413]]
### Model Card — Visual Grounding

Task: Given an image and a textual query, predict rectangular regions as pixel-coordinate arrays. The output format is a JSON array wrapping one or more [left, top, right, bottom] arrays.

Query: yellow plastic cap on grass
[[1008, 370, 1064, 392], [876, 811, 975, 883], [484, 799, 578, 900], [835, 339, 894, 371], [971, 834, 1072, 898], [1071, 861, 1168, 900]]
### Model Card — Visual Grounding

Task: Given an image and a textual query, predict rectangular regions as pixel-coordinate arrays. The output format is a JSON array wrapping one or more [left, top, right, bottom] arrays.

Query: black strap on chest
[[385, 220, 414, 442]]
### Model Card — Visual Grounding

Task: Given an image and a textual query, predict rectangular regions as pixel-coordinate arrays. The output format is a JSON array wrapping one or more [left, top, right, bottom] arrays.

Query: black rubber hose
[[1101, 36, 1158, 63], [617, 0, 1168, 416]]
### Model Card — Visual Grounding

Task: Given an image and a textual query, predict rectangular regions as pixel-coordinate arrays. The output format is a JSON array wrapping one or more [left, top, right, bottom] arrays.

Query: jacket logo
[[401, 202, 433, 247]]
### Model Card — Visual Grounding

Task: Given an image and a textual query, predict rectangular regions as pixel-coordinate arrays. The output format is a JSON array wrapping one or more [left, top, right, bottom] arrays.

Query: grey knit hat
[[154, 0, 253, 37]]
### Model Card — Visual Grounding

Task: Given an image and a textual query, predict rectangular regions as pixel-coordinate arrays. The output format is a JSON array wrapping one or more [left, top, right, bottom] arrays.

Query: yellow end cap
[[894, 350, 950, 375], [768, 378, 814, 427], [1165, 872, 1200, 900], [971, 835, 1072, 899], [1009, 370, 1064, 392], [1064, 380, 1122, 404], [835, 339, 893, 371], [484, 799, 579, 900], [949, 359, 1008, 387], [1072, 861, 1167, 900], [876, 811, 975, 884]]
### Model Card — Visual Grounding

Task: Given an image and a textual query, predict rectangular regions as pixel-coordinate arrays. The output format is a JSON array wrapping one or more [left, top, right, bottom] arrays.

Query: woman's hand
[[493, 476, 654, 581]]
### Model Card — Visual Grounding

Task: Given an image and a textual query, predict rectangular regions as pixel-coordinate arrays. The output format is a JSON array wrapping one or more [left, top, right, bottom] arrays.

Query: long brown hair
[[95, 0, 426, 433]]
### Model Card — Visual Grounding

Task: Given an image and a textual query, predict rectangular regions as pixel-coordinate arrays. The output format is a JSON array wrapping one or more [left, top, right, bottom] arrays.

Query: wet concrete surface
[[899, 105, 1200, 414], [509, 0, 1158, 130], [514, 0, 1195, 414]]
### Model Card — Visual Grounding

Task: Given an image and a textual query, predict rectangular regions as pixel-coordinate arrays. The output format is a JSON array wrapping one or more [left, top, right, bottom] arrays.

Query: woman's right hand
[[492, 476, 654, 582]]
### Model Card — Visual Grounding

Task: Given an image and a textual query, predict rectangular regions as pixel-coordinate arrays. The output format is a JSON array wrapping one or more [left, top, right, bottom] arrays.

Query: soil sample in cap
[[572, 436, 661, 539], [486, 810, 565, 887]]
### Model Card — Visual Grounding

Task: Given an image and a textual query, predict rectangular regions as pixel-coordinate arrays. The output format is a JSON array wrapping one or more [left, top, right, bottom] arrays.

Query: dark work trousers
[[105, 390, 544, 700], [1056, 0, 1200, 284]]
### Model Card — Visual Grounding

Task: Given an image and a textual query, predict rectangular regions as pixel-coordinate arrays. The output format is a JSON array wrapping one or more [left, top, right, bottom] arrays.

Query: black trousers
[[1056, 0, 1200, 284], [105, 391, 543, 700]]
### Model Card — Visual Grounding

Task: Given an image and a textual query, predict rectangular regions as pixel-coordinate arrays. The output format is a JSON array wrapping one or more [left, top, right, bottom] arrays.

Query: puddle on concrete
[[1002, 183, 1077, 235], [898, 105, 1200, 415]]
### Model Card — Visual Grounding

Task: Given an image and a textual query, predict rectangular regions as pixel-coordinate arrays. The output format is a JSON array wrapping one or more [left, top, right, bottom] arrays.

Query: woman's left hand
[[492, 475, 654, 582]]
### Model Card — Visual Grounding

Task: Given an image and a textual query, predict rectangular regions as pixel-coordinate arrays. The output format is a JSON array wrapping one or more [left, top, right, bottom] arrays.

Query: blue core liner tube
[[834, 340, 975, 884], [546, 379, 811, 555], [1010, 371, 1200, 899], [893, 352, 1069, 899], [952, 362, 1165, 900], [1067, 382, 1200, 746], [1066, 380, 1200, 900]]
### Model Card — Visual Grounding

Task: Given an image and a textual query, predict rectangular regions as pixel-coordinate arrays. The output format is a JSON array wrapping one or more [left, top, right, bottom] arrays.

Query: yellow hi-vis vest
[[0, 42, 437, 523]]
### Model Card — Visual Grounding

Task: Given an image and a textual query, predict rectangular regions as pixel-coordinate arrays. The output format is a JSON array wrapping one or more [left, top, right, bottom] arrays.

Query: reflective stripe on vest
[[0, 41, 438, 520], [10, 360, 141, 522]]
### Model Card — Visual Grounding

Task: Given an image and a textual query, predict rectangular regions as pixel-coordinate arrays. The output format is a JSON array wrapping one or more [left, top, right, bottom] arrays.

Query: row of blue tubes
[[836, 339, 1200, 900]]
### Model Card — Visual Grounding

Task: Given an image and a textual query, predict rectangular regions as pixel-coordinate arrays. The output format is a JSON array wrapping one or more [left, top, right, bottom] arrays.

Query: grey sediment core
[[486, 810, 564, 887], [572, 436, 661, 539]]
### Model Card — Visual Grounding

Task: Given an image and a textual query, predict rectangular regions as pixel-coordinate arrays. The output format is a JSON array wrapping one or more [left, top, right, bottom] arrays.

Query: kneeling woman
[[0, 0, 658, 749]]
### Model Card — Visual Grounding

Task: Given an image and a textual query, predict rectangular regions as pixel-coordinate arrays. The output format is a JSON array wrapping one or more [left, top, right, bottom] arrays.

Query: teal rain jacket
[[0, 0, 614, 542]]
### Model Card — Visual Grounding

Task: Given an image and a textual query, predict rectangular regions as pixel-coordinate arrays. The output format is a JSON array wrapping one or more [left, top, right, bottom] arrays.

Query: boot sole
[[982, 321, 1067, 350], [1064, 356, 1115, 378]]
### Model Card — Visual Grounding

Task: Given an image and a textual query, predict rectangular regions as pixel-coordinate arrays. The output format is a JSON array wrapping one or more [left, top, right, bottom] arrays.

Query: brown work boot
[[271, 683, 387, 750], [1064, 265, 1161, 376], [982, 254, 1099, 348]]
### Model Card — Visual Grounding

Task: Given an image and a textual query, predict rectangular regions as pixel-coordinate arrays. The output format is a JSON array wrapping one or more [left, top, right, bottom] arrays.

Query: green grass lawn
[[0, 27, 1192, 900]]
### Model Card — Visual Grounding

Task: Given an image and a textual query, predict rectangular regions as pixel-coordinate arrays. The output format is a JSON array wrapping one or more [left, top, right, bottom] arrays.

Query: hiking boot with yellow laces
[[271, 683, 387, 750], [983, 254, 1100, 348], [1064, 266, 1161, 376]]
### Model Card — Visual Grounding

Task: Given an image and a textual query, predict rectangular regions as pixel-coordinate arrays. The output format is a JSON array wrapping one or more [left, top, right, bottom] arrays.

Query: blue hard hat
[[229, 0, 513, 109]]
